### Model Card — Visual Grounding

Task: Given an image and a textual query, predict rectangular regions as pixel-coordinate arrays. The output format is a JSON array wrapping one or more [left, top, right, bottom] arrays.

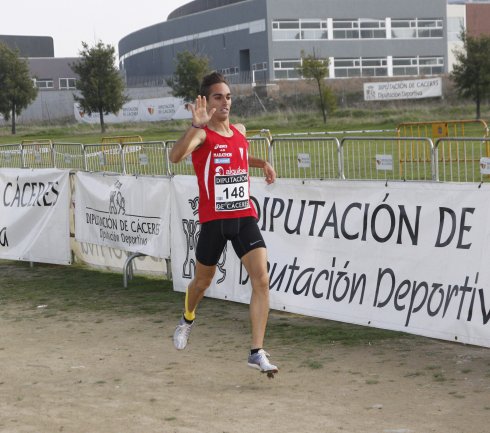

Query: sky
[[0, 0, 190, 58]]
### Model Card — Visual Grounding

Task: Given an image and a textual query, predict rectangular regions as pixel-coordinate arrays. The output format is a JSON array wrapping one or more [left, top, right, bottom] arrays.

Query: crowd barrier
[[2, 136, 490, 183]]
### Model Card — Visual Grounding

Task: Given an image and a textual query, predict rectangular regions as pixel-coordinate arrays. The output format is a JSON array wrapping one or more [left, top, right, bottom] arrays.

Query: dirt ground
[[1, 299, 489, 433]]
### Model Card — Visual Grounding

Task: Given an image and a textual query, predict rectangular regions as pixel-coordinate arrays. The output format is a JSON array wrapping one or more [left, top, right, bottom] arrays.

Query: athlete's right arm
[[169, 126, 205, 163]]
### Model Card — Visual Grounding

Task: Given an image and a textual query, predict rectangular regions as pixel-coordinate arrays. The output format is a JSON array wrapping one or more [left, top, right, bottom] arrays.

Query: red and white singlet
[[192, 125, 258, 223]]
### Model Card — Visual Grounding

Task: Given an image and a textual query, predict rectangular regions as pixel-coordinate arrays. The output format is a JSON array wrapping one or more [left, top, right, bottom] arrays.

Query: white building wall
[[447, 4, 466, 73]]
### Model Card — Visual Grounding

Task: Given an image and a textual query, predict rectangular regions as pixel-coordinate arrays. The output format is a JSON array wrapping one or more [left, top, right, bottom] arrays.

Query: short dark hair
[[200, 72, 228, 99]]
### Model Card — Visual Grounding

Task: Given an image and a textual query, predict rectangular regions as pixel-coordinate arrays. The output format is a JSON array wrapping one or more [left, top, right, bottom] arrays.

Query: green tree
[[71, 41, 128, 132], [297, 50, 331, 123], [0, 43, 38, 134], [166, 50, 210, 101], [451, 30, 490, 119]]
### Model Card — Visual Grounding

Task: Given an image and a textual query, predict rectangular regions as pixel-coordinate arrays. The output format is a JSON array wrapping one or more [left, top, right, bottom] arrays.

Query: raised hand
[[187, 95, 216, 128]]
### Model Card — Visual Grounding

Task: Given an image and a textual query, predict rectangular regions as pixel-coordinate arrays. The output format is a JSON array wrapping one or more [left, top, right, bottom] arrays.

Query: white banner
[[0, 168, 71, 264], [74, 97, 191, 124], [171, 176, 490, 348], [75, 172, 171, 258], [364, 77, 442, 101]]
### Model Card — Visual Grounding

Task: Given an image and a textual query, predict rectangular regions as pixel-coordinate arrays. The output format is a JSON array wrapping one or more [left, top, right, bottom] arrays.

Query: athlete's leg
[[240, 247, 270, 350], [186, 260, 216, 314], [173, 261, 216, 350]]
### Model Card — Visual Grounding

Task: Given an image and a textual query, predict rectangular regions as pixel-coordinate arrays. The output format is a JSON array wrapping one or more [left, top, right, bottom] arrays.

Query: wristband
[[191, 123, 205, 129]]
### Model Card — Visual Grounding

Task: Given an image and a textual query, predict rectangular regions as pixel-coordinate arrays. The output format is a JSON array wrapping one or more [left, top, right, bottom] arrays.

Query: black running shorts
[[196, 216, 266, 266]]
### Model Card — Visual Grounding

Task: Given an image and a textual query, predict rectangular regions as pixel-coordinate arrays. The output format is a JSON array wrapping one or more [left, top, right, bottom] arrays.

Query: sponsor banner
[[171, 176, 490, 348], [71, 239, 168, 276], [74, 97, 191, 124], [75, 172, 171, 258], [0, 168, 71, 264], [364, 77, 442, 101]]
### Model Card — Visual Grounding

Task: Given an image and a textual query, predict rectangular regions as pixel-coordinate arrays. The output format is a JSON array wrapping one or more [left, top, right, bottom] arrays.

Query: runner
[[169, 72, 278, 377]]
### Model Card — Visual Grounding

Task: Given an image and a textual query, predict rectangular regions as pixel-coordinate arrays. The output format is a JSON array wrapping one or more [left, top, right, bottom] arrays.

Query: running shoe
[[173, 316, 194, 350], [247, 349, 278, 374]]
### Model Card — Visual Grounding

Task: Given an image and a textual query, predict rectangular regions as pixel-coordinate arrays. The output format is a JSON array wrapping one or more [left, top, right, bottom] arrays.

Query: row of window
[[32, 78, 77, 90], [218, 63, 268, 78], [272, 18, 443, 41], [273, 56, 444, 79]]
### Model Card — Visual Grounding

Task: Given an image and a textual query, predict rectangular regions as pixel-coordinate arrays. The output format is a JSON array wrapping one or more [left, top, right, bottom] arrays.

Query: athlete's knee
[[192, 275, 213, 292], [251, 271, 269, 293]]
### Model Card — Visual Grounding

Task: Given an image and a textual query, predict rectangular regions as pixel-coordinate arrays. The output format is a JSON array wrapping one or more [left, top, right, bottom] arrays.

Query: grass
[[1, 101, 489, 145], [0, 260, 410, 348]]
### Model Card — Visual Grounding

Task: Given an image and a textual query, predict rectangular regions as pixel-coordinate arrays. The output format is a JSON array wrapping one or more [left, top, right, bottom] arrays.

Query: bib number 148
[[222, 185, 245, 199]]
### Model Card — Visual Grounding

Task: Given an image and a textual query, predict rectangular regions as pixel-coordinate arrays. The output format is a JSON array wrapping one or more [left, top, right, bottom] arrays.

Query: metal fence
[[53, 143, 85, 170], [165, 140, 195, 176], [122, 141, 167, 176], [341, 137, 435, 181], [0, 144, 23, 168], [271, 137, 341, 179], [4, 135, 490, 183], [435, 137, 490, 183]]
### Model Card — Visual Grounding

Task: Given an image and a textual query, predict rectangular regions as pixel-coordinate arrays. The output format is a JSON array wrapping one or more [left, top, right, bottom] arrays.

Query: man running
[[169, 72, 278, 376]]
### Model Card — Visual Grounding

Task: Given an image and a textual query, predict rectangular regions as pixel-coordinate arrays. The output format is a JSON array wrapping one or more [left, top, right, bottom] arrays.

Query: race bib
[[214, 173, 250, 211]]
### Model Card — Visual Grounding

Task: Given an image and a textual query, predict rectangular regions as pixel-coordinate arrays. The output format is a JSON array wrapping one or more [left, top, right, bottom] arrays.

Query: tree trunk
[[99, 110, 106, 133], [11, 104, 16, 135], [316, 79, 327, 124]]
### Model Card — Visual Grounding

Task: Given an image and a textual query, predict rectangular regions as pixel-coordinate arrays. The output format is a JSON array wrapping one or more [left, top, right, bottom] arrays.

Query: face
[[207, 82, 232, 120]]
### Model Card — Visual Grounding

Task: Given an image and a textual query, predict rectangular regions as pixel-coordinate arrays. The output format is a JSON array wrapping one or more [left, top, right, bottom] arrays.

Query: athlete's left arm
[[235, 123, 276, 184], [248, 156, 276, 185]]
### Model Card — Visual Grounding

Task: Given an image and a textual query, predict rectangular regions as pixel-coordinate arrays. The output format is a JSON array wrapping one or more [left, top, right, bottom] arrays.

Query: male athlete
[[169, 72, 278, 377]]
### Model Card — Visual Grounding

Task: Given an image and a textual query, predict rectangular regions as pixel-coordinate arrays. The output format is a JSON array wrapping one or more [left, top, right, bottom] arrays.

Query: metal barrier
[[21, 142, 54, 168], [248, 137, 271, 177], [84, 143, 124, 173], [340, 137, 435, 181], [0, 144, 23, 168], [270, 137, 341, 179], [53, 143, 85, 170], [122, 141, 168, 176], [165, 140, 195, 176], [434, 137, 490, 183], [246, 129, 272, 140], [397, 119, 489, 140], [4, 135, 490, 185]]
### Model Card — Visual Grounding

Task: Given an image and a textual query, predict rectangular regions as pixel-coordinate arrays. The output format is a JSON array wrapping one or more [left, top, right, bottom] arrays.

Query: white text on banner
[[0, 168, 71, 264], [75, 172, 171, 258]]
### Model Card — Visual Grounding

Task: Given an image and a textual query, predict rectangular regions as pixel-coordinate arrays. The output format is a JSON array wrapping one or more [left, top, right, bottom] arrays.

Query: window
[[391, 18, 443, 39], [392, 57, 419, 76], [333, 58, 361, 77], [359, 19, 386, 39], [273, 59, 301, 80], [272, 19, 327, 41], [418, 56, 444, 75], [392, 56, 444, 76], [332, 19, 385, 39], [59, 78, 77, 90], [35, 79, 54, 89], [253, 62, 267, 71], [333, 20, 359, 39], [334, 57, 387, 78], [218, 67, 239, 77]]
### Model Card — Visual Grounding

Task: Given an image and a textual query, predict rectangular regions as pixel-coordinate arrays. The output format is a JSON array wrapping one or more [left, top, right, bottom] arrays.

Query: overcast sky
[[1, 0, 190, 58]]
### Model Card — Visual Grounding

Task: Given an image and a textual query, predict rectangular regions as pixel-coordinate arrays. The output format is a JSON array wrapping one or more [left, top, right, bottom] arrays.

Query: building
[[118, 0, 449, 87], [0, 34, 54, 58], [0, 35, 78, 91]]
